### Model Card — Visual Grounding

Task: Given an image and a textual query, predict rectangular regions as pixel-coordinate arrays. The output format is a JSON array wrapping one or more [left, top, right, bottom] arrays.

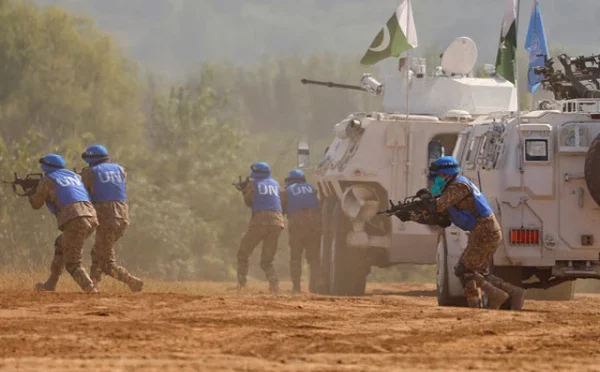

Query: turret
[[300, 37, 518, 118]]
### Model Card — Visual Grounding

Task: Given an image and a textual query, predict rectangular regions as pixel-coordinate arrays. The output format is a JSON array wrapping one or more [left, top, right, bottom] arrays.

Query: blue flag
[[524, 0, 549, 94]]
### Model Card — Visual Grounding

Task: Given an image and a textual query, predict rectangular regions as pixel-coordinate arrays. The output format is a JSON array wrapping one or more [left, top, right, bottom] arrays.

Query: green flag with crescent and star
[[495, 0, 517, 83], [360, 0, 418, 66]]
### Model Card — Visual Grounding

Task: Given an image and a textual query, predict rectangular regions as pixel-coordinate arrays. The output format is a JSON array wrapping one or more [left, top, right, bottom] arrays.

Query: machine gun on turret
[[533, 53, 600, 100], [300, 73, 385, 96]]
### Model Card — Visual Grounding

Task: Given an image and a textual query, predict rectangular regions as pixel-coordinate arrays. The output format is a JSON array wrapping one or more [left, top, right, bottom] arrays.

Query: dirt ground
[[1, 281, 600, 371]]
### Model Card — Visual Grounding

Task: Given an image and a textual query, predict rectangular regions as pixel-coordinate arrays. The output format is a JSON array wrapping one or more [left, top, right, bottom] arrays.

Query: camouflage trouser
[[237, 225, 282, 286], [60, 217, 97, 291], [40, 235, 66, 290], [289, 227, 321, 289], [90, 218, 138, 288], [457, 231, 499, 298]]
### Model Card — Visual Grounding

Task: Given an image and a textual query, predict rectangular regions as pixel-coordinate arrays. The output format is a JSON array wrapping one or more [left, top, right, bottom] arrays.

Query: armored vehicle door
[[557, 121, 600, 251]]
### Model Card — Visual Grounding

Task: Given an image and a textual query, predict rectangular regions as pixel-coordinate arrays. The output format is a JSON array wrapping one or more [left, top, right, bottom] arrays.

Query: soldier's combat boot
[[479, 282, 509, 309], [236, 273, 247, 291], [466, 296, 482, 308], [127, 276, 144, 292], [487, 275, 526, 310], [35, 280, 56, 292], [268, 279, 280, 293], [90, 262, 103, 289], [66, 264, 96, 293]]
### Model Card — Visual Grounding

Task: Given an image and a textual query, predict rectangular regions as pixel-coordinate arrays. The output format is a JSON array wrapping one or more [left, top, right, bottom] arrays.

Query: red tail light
[[510, 228, 540, 245]]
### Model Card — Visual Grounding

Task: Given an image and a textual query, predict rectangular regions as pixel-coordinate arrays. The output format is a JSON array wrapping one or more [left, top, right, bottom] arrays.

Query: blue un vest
[[252, 177, 282, 212], [447, 175, 493, 231], [45, 169, 91, 215], [285, 182, 319, 214], [90, 163, 127, 202]]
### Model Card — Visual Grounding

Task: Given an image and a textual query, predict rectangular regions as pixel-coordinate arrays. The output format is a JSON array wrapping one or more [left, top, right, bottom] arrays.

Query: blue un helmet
[[81, 144, 109, 165], [250, 161, 271, 179], [39, 153, 66, 174], [285, 169, 306, 186], [428, 156, 461, 180], [428, 156, 460, 197]]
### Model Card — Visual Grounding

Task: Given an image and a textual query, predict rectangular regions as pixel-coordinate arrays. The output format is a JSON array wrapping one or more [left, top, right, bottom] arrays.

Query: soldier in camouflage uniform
[[80, 144, 143, 292], [236, 162, 283, 293], [31, 154, 98, 293], [401, 156, 526, 310], [281, 169, 322, 294]]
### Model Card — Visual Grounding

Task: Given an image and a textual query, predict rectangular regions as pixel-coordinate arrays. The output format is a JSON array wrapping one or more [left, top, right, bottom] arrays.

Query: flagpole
[[513, 0, 527, 228], [404, 0, 411, 200]]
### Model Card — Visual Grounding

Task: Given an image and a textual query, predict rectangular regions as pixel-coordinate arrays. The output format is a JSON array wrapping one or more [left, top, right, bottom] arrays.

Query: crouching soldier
[[398, 156, 526, 310], [32, 154, 98, 293], [281, 169, 322, 294], [80, 144, 143, 292], [236, 162, 284, 293]]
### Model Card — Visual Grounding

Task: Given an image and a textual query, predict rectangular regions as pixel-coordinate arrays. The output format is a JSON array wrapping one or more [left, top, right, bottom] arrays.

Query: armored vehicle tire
[[585, 133, 600, 208], [436, 236, 467, 307], [325, 201, 369, 296]]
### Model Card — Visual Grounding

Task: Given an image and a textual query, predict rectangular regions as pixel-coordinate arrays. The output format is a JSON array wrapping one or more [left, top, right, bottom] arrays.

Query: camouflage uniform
[[435, 181, 524, 309], [281, 190, 322, 292], [237, 182, 284, 290], [81, 167, 143, 292], [30, 177, 98, 292]]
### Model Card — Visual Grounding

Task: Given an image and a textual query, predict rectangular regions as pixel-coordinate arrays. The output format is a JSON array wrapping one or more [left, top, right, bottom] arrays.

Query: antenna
[[441, 37, 478, 75]]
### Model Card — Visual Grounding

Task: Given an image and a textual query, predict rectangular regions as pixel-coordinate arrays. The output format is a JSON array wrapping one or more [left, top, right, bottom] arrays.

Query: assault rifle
[[2, 172, 43, 197], [232, 175, 250, 191], [2, 168, 83, 197], [377, 189, 451, 227]]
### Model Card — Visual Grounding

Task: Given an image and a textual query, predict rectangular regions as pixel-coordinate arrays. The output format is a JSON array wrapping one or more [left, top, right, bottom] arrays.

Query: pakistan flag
[[360, 0, 418, 66], [495, 0, 517, 83]]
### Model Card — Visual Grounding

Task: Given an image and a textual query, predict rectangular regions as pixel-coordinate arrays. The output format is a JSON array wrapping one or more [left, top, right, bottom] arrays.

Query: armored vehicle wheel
[[585, 133, 600, 208], [325, 201, 369, 296], [436, 236, 466, 307]]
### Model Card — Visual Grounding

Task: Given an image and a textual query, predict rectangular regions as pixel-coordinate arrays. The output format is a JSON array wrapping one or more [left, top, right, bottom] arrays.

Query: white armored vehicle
[[298, 37, 517, 295], [438, 53, 600, 307]]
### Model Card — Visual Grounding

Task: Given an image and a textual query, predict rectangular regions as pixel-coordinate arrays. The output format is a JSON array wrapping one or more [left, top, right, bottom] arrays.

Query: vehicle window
[[525, 139, 549, 161], [427, 140, 444, 165]]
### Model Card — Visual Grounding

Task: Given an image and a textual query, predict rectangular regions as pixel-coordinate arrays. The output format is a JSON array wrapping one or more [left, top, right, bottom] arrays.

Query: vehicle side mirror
[[297, 141, 310, 168]]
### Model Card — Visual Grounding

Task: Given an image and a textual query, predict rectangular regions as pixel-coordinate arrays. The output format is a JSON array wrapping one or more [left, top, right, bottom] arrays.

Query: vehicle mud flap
[[329, 201, 368, 296], [584, 133, 600, 207], [312, 197, 336, 295]]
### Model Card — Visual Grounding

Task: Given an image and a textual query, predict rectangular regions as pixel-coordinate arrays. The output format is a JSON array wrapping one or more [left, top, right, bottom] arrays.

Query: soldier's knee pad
[[453, 262, 470, 278], [453, 262, 476, 287]]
